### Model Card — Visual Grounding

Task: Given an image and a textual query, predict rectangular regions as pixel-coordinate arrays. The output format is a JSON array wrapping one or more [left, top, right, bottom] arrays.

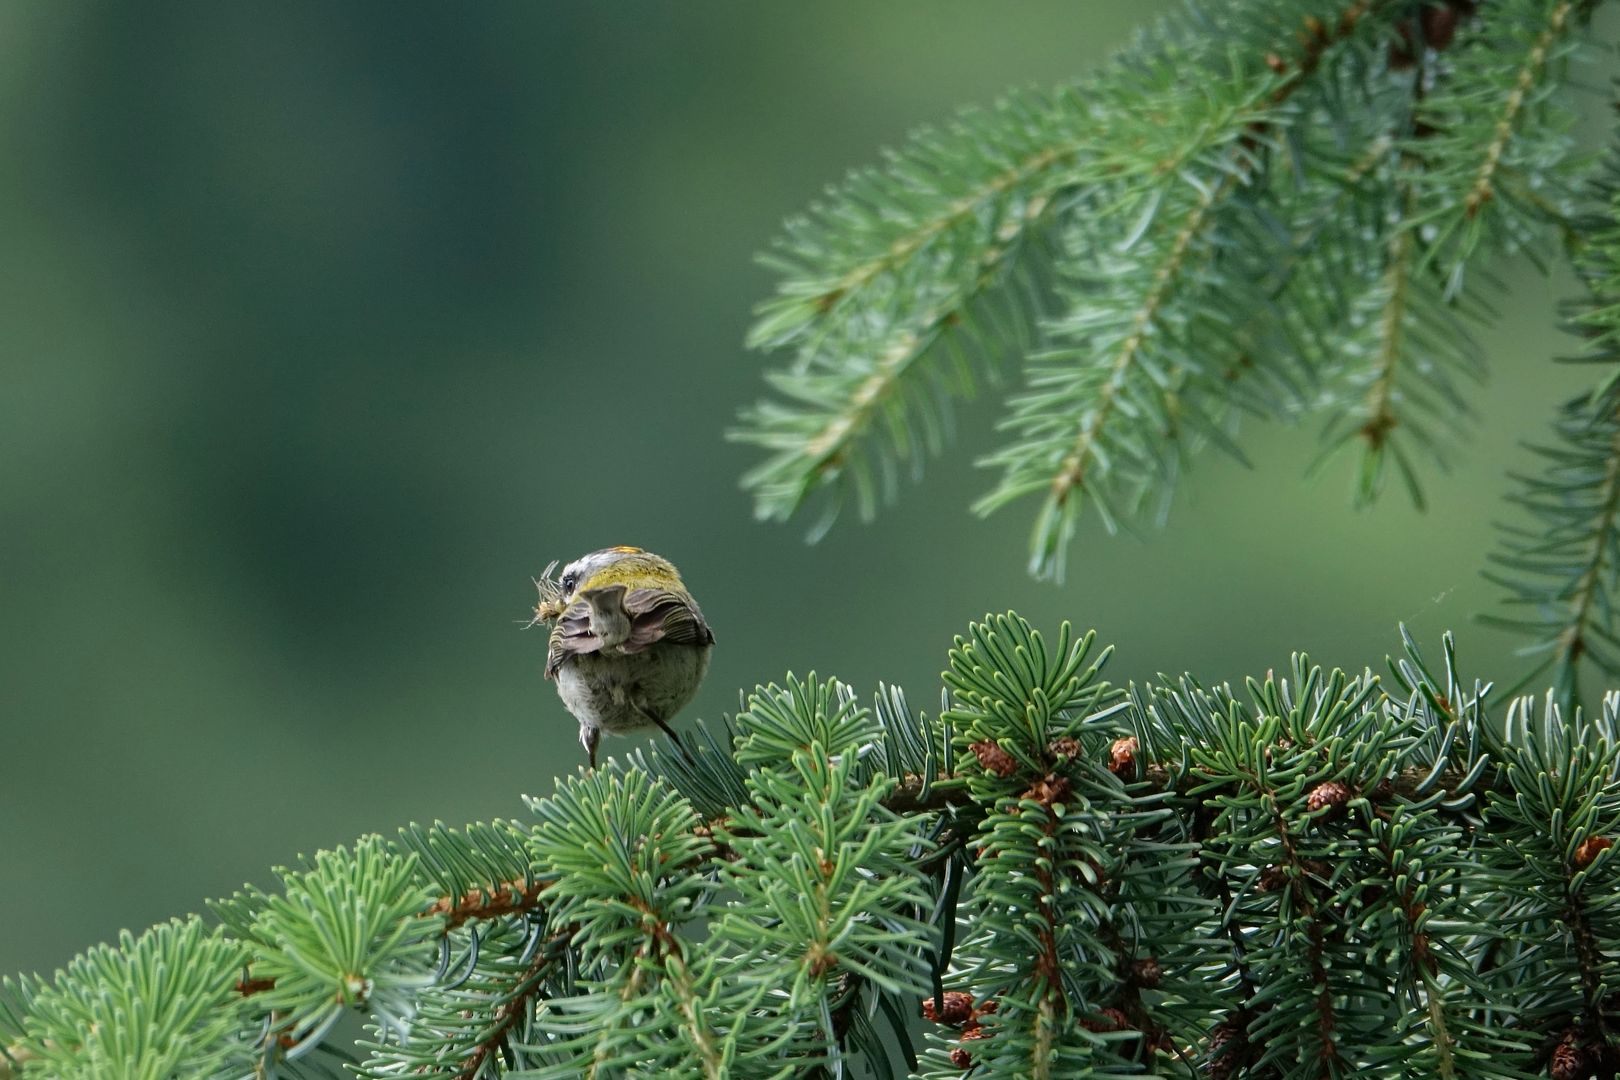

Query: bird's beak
[[529, 564, 566, 626]]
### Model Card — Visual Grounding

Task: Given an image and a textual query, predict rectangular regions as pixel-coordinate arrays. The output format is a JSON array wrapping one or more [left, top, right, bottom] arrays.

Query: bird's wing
[[621, 588, 715, 652], [544, 601, 600, 678], [543, 589, 712, 678]]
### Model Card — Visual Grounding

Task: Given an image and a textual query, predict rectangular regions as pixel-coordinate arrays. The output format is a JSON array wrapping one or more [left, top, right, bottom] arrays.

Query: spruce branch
[[349, 821, 561, 1078], [1463, 1, 1574, 215], [15, 615, 1620, 1075], [427, 878, 551, 932], [0, 919, 252, 1080], [735, 0, 1423, 571], [518, 768, 726, 1078], [1313, 173, 1489, 508], [981, 0, 1390, 578], [1487, 150, 1620, 710], [1304, 0, 1590, 507], [732, 90, 1082, 534], [356, 924, 570, 1080], [929, 615, 1163, 1073], [215, 838, 442, 1057], [1410, 0, 1586, 277], [714, 675, 936, 1070], [745, 109, 1077, 355], [1362, 211, 1419, 484], [981, 162, 1243, 573], [735, 0, 1609, 590], [449, 934, 566, 1080], [1478, 694, 1620, 1073]]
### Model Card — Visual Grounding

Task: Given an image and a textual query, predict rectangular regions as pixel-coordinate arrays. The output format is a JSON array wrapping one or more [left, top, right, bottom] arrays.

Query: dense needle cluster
[[7, 613, 1620, 1077], [734, 0, 1620, 707]]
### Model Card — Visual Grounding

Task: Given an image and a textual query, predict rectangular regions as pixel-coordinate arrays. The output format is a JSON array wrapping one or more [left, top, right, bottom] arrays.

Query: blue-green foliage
[[513, 681, 940, 1079], [1406, 0, 1588, 278], [735, 0, 1598, 584], [721, 678, 935, 1000], [220, 837, 442, 1056], [8, 615, 1620, 1077], [717, 678, 937, 1075], [0, 918, 250, 1080], [1476, 693, 1620, 1047], [930, 616, 1175, 1077], [1485, 148, 1620, 711], [520, 768, 733, 1077]]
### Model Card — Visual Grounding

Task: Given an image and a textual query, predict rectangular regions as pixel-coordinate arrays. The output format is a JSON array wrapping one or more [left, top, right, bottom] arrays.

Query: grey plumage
[[535, 548, 714, 768]]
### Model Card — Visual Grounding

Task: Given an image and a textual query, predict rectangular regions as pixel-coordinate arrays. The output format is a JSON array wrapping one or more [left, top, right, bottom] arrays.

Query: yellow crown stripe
[[580, 561, 681, 593]]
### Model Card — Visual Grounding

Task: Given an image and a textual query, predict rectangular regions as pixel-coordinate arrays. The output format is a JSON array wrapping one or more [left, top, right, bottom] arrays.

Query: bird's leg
[[582, 726, 601, 770], [642, 709, 696, 765]]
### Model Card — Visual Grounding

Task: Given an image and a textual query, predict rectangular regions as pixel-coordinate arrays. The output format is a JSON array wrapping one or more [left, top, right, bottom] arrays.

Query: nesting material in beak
[[529, 561, 567, 627]]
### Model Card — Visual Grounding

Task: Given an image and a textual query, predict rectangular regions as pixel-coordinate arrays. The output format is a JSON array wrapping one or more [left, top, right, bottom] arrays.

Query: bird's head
[[529, 546, 686, 626]]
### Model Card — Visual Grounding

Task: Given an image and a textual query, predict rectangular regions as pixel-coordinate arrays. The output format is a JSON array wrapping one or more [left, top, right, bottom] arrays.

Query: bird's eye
[[561, 572, 578, 593]]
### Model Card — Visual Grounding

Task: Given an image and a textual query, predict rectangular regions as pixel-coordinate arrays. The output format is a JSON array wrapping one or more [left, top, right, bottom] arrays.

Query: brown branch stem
[[454, 931, 570, 1080], [1047, 0, 1380, 507], [1462, 0, 1575, 218], [428, 878, 552, 931]]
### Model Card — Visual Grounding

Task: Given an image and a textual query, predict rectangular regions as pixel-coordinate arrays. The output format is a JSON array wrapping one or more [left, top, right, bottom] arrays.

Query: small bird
[[530, 546, 714, 768]]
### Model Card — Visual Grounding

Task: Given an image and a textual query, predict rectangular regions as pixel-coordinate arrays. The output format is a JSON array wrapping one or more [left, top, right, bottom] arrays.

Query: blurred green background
[[0, 2, 1611, 977]]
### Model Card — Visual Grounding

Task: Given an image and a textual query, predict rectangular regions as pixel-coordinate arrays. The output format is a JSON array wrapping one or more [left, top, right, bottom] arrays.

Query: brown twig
[[881, 773, 974, 814], [427, 878, 552, 932], [453, 930, 570, 1080]]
